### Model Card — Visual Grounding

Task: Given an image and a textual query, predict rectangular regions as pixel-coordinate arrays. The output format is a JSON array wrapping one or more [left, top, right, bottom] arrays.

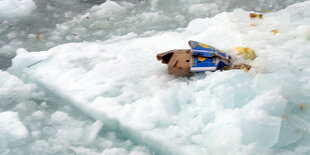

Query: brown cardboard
[[157, 49, 193, 77], [157, 48, 251, 77]]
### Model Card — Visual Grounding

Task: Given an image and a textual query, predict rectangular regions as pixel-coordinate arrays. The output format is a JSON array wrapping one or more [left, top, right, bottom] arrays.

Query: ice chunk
[[276, 116, 305, 147], [86, 120, 103, 143], [30, 140, 49, 153], [200, 110, 243, 154], [10, 48, 53, 75], [241, 110, 281, 148], [0, 70, 151, 154], [51, 111, 71, 123], [0, 0, 36, 19], [56, 127, 84, 143], [31, 111, 45, 119], [243, 88, 287, 117], [0, 112, 28, 141], [129, 146, 153, 155], [151, 0, 177, 10], [0, 70, 42, 105], [188, 3, 218, 17], [8, 1, 310, 154], [102, 148, 128, 155], [90, 0, 126, 18]]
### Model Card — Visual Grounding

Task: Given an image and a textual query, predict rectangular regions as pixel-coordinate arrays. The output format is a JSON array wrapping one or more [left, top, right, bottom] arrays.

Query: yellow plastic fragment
[[198, 42, 210, 49], [233, 47, 257, 60], [299, 103, 307, 111], [36, 35, 41, 40], [222, 66, 229, 70], [266, 9, 270, 13], [271, 29, 279, 35]]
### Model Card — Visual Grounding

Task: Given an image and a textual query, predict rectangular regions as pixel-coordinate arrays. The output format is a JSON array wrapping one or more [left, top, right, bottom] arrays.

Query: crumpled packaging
[[157, 41, 231, 76]]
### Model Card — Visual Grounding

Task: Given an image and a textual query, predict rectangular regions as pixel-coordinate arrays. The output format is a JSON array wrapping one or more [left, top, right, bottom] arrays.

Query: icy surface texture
[[0, 71, 152, 154], [8, 1, 310, 154], [0, 112, 28, 143], [0, 0, 36, 19], [0, 0, 95, 69], [0, 0, 307, 69]]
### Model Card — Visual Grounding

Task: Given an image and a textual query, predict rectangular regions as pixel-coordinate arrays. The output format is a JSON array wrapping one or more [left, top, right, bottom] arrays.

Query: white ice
[[8, 0, 310, 154], [0, 70, 152, 154], [0, 112, 28, 144], [0, 0, 36, 19]]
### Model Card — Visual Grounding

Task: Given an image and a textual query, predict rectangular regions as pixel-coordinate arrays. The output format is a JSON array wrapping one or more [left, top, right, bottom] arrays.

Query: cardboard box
[[157, 49, 193, 77], [157, 41, 231, 77]]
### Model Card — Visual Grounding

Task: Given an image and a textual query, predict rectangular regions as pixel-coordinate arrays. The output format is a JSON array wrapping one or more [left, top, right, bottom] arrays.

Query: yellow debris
[[232, 64, 251, 72], [233, 47, 257, 60], [222, 66, 229, 70], [198, 42, 210, 49], [249, 13, 263, 19], [271, 29, 279, 35], [35, 35, 41, 40], [299, 103, 307, 111], [266, 9, 270, 13]]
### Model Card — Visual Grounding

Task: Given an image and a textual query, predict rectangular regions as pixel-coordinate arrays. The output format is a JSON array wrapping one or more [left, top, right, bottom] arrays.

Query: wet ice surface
[[6, 0, 310, 154], [0, 71, 152, 154], [0, 0, 307, 69], [2, 0, 310, 154]]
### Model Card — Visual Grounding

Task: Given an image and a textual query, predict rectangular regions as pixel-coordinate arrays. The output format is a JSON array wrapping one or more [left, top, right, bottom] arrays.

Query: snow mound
[[9, 1, 310, 154]]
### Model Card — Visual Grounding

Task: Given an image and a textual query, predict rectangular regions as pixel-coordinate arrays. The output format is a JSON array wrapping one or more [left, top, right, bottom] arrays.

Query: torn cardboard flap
[[157, 49, 192, 76], [157, 50, 174, 64]]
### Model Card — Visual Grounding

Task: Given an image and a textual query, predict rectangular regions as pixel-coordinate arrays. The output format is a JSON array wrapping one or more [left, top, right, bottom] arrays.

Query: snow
[[6, 0, 310, 154]]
